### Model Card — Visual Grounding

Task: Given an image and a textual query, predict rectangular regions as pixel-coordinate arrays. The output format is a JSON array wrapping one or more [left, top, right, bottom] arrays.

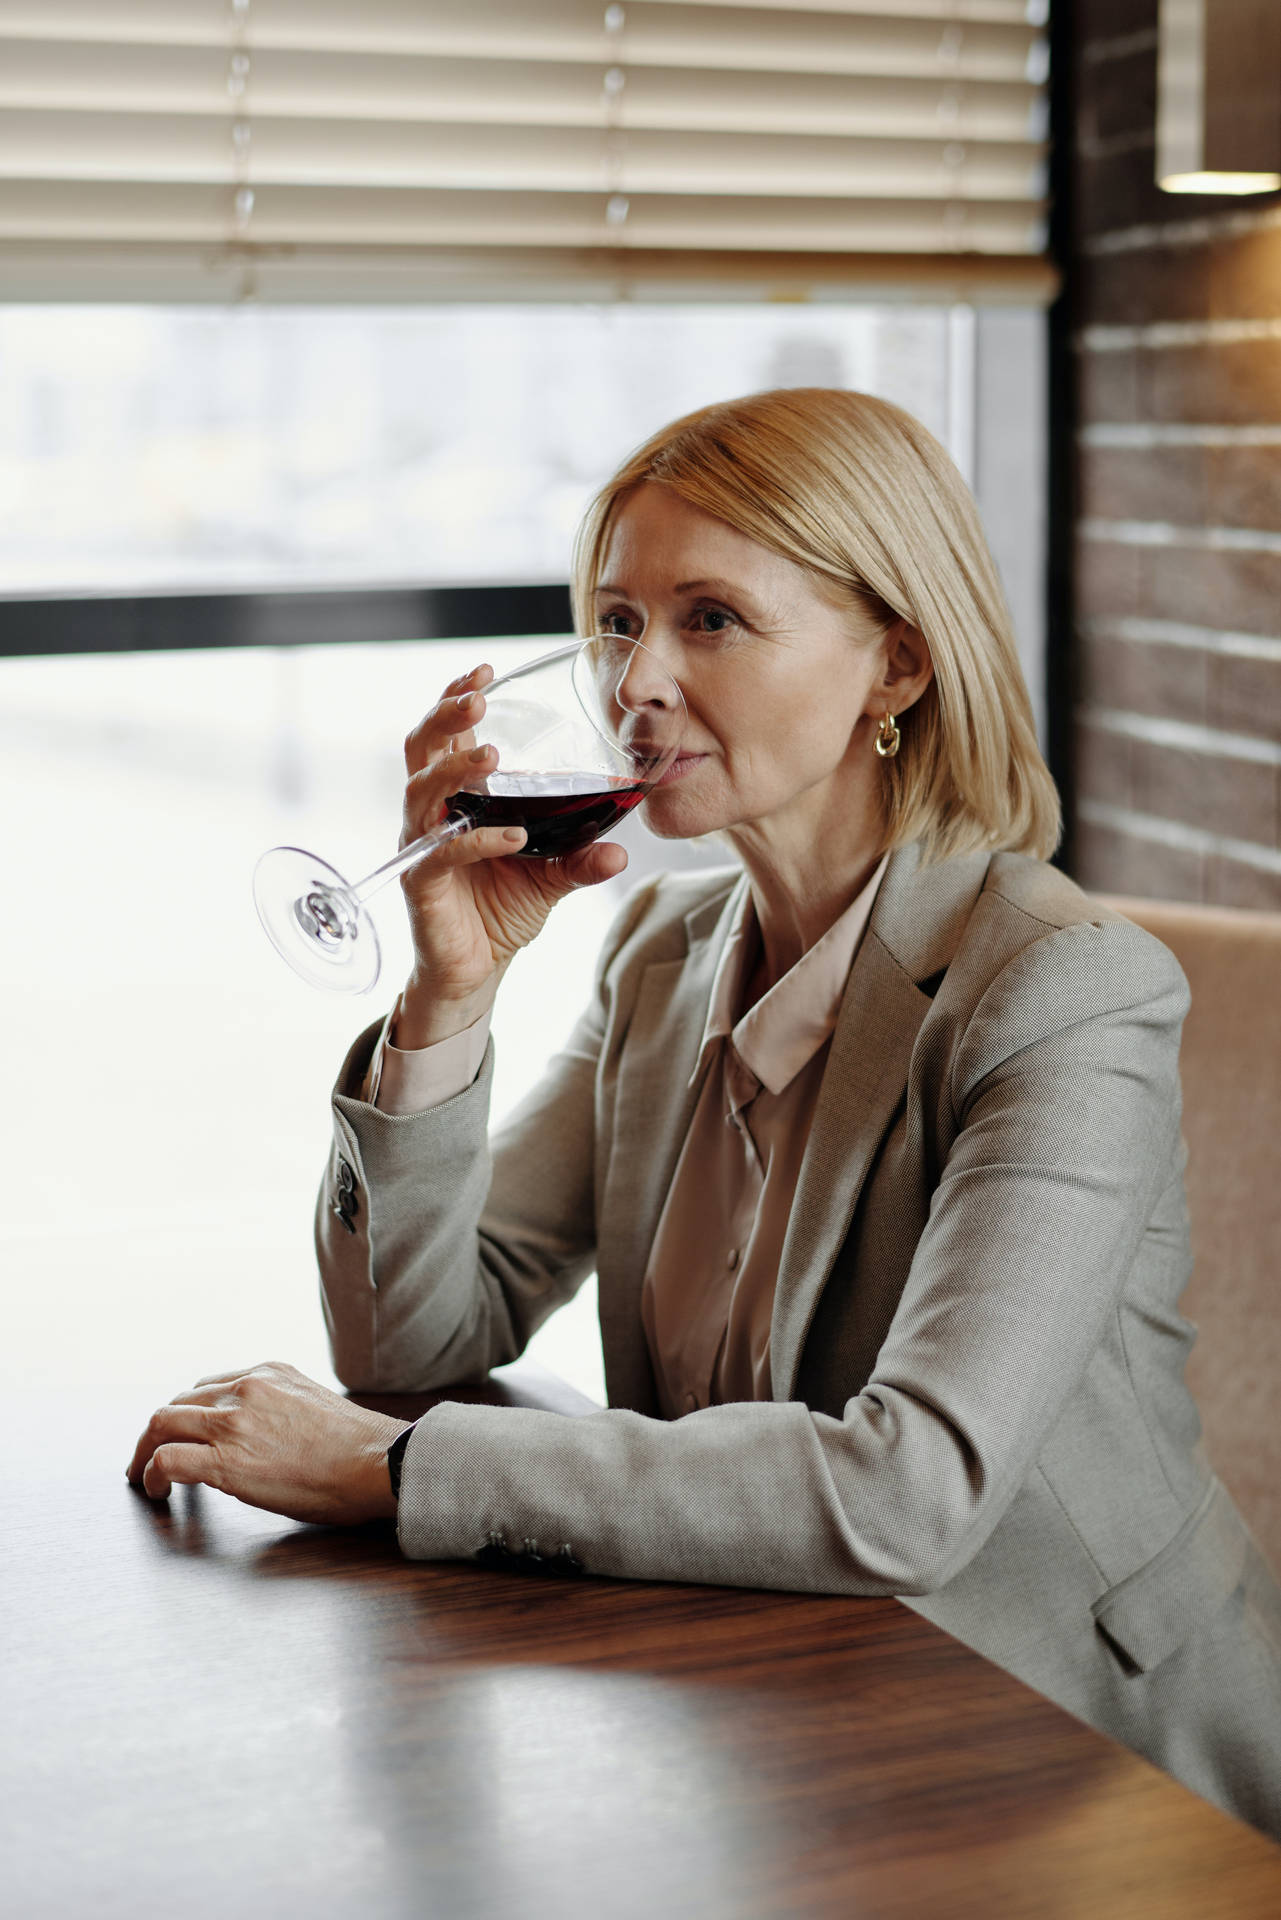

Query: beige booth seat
[[1100, 895, 1281, 1577]]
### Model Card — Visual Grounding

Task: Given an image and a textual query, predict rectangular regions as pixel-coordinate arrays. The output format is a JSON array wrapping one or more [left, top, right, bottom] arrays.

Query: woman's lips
[[656, 752, 708, 786]]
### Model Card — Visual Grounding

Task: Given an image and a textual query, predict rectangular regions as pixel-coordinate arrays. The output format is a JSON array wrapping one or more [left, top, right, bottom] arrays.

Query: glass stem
[[349, 813, 472, 905]]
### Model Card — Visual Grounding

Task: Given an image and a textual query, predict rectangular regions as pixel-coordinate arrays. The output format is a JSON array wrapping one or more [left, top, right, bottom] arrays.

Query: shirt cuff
[[362, 998, 493, 1114]]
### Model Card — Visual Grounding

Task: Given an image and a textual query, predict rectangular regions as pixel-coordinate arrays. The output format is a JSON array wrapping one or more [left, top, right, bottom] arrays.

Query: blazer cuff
[[396, 1399, 596, 1569], [364, 997, 493, 1113]]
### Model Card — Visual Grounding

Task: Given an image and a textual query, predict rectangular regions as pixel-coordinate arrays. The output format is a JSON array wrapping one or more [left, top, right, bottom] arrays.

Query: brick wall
[[1069, 0, 1281, 909]]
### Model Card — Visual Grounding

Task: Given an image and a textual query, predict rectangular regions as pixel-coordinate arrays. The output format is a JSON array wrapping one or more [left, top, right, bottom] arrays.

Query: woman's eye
[[600, 610, 636, 636], [691, 606, 739, 636]]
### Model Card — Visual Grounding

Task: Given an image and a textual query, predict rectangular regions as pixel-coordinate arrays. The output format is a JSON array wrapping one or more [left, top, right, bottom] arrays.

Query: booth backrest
[[1099, 896, 1281, 1576]]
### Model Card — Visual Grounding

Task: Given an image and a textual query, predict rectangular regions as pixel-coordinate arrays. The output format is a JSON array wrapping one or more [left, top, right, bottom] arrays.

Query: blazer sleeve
[[315, 879, 659, 1392], [393, 916, 1192, 1594]]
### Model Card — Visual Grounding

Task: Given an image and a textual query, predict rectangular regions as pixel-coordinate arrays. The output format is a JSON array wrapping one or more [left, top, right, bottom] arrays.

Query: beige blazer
[[318, 841, 1281, 1838]]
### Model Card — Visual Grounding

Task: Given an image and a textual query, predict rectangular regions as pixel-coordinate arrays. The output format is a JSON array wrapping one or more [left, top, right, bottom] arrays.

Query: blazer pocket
[[1092, 1477, 1249, 1674]]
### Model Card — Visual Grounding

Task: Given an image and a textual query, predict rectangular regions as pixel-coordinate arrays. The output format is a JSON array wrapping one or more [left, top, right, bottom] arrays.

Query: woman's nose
[[613, 638, 678, 713]]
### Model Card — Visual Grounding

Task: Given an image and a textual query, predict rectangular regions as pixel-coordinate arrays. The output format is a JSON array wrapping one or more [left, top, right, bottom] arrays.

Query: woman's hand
[[394, 663, 628, 1046], [125, 1362, 406, 1525]]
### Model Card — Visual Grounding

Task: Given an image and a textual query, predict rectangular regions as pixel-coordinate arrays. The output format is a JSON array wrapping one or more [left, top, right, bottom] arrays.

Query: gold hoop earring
[[874, 711, 901, 759]]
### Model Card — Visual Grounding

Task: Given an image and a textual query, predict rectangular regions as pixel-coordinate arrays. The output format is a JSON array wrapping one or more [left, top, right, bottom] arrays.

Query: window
[[2, 302, 964, 595]]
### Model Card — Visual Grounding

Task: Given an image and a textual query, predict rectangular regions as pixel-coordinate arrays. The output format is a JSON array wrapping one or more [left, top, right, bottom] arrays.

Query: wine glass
[[252, 633, 686, 994]]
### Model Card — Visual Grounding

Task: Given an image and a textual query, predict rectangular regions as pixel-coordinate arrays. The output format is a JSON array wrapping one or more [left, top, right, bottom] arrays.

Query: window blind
[[0, 0, 1054, 303]]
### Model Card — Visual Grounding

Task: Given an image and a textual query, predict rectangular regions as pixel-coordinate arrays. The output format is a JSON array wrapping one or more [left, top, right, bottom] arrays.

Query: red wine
[[448, 772, 647, 858]]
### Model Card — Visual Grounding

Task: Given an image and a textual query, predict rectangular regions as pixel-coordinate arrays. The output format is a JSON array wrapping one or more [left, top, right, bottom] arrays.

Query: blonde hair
[[572, 387, 1060, 866]]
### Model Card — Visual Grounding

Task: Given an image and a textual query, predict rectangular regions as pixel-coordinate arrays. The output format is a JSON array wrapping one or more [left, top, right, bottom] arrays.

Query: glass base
[[253, 846, 382, 994]]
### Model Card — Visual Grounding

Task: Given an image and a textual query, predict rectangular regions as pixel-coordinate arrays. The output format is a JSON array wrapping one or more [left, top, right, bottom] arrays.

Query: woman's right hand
[[392, 662, 629, 1048]]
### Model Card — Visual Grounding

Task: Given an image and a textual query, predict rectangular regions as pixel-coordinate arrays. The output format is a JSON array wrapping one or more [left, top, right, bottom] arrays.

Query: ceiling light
[[1157, 0, 1281, 195]]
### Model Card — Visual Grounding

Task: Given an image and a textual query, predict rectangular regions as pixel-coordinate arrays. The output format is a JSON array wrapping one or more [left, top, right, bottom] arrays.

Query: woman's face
[[594, 482, 905, 847]]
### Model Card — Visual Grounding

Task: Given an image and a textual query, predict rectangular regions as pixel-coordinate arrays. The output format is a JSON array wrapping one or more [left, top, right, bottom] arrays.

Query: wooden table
[[4, 1368, 1280, 1920]]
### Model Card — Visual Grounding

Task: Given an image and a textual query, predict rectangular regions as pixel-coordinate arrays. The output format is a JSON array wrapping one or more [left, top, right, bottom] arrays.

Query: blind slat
[[0, 180, 1044, 253], [0, 41, 1041, 142], [0, 113, 1044, 203], [0, 0, 1039, 37], [0, 238, 1060, 305], [640, 0, 1032, 16], [0, 0, 1040, 81]]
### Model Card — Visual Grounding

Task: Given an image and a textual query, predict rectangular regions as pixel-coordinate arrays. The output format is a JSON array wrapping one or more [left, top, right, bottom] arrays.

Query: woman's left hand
[[126, 1362, 405, 1525]]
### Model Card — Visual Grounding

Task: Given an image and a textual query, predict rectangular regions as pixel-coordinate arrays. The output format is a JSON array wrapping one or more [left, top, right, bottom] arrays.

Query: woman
[[129, 388, 1281, 1837]]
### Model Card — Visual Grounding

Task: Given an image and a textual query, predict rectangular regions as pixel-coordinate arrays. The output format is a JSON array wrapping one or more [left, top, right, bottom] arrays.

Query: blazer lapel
[[770, 842, 991, 1401], [597, 871, 747, 1409]]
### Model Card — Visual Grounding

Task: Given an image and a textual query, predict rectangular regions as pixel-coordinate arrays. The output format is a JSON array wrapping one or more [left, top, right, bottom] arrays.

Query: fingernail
[[503, 827, 526, 844], [468, 745, 489, 762], [457, 692, 476, 710]]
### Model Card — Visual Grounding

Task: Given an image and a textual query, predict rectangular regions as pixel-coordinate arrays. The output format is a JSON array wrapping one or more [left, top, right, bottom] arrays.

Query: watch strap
[[386, 1421, 418, 1503]]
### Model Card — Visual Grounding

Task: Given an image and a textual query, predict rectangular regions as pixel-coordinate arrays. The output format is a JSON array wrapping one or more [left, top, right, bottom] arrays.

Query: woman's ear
[[880, 619, 934, 710]]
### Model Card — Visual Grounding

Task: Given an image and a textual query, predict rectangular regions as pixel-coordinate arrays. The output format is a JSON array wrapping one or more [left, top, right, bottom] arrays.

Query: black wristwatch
[[386, 1421, 418, 1503]]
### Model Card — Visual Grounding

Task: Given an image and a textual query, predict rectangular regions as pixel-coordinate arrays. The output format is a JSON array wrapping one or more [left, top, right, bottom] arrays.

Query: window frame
[[0, 581, 573, 659]]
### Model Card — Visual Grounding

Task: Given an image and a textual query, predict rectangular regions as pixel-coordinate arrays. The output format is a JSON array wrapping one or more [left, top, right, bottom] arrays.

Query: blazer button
[[331, 1199, 356, 1236], [337, 1157, 355, 1193]]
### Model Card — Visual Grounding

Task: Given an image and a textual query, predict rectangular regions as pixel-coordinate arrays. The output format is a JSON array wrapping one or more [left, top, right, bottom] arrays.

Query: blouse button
[[683, 1391, 699, 1414], [727, 1248, 740, 1270]]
